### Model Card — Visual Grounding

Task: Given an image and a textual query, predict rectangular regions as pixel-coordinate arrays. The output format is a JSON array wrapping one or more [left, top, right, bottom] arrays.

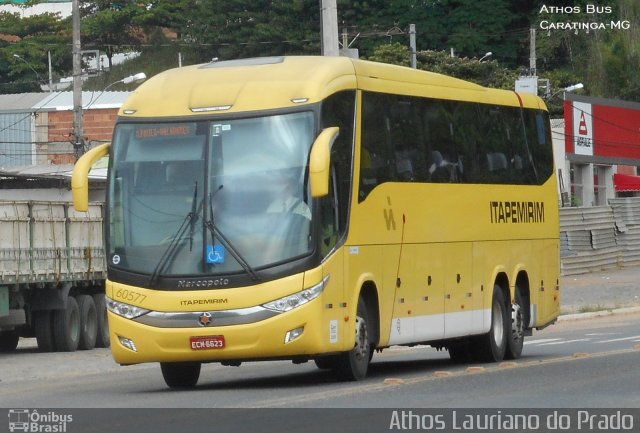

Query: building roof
[[0, 160, 106, 182], [0, 92, 54, 113], [0, 91, 130, 113], [37, 91, 130, 110]]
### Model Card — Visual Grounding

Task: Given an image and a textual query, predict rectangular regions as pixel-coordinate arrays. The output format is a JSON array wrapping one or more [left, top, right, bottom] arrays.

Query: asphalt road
[[3, 311, 639, 409], [3, 311, 639, 433]]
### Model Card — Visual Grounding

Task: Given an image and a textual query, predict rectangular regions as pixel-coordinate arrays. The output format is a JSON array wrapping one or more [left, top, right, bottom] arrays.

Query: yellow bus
[[72, 56, 560, 388]]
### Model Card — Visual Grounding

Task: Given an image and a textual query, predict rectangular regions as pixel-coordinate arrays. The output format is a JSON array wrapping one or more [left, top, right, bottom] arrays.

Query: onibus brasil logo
[[8, 409, 73, 432]]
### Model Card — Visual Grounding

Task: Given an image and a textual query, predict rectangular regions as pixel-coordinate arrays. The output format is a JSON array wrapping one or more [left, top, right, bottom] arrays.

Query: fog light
[[118, 336, 138, 352], [284, 326, 304, 344]]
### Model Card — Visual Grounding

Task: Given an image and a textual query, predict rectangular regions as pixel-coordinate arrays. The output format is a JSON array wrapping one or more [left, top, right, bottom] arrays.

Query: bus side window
[[360, 92, 395, 200], [319, 168, 339, 257], [320, 90, 355, 249]]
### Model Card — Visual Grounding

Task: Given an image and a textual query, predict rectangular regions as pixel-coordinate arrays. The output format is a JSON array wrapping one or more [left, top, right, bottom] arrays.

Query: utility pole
[[47, 51, 53, 90], [515, 28, 540, 95], [320, 0, 339, 56], [529, 28, 536, 76], [409, 24, 416, 69], [72, 0, 84, 158]]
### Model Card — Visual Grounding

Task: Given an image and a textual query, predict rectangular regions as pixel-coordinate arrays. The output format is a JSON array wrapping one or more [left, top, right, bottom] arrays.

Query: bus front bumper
[[108, 299, 343, 365]]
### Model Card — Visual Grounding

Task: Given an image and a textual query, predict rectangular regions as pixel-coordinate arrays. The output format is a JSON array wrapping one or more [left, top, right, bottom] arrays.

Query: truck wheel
[[52, 296, 80, 352], [160, 362, 201, 389], [334, 298, 372, 381], [77, 295, 97, 350], [0, 331, 19, 352], [34, 310, 55, 352], [92, 294, 110, 348], [474, 286, 508, 362]]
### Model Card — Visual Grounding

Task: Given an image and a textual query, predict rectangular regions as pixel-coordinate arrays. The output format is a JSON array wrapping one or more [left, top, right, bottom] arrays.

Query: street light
[[563, 83, 584, 93], [548, 82, 584, 100], [12, 54, 43, 85], [479, 52, 492, 62], [84, 72, 147, 110], [76, 72, 147, 158]]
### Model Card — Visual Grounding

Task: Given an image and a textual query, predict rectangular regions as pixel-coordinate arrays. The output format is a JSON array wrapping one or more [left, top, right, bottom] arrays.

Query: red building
[[564, 94, 640, 206]]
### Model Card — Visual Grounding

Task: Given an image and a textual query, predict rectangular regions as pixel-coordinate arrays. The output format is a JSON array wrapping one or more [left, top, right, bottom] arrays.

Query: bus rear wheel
[[506, 286, 527, 359], [474, 286, 508, 362], [334, 298, 372, 381], [161, 362, 201, 389]]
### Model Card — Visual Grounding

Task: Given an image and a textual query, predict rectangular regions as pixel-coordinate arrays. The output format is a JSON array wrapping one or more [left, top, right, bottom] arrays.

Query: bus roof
[[120, 56, 546, 118]]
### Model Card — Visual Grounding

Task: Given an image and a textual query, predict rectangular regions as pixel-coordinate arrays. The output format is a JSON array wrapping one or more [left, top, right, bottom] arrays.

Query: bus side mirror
[[72, 143, 111, 212], [309, 127, 339, 198]]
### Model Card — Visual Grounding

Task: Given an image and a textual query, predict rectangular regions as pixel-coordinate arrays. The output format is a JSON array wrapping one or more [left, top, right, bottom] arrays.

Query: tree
[[366, 42, 411, 67], [365, 43, 518, 90], [80, 0, 144, 69], [0, 11, 71, 93], [181, 0, 320, 61]]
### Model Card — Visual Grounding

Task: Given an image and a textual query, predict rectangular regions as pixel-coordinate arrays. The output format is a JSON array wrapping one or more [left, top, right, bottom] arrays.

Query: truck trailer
[[0, 200, 107, 352]]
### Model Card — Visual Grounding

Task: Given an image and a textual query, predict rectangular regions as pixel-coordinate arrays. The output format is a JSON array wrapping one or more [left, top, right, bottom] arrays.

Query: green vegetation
[[1, 0, 638, 105]]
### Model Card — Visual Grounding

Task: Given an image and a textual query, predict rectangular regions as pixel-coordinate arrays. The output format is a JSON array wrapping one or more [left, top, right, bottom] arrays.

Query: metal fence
[[561, 197, 640, 275]]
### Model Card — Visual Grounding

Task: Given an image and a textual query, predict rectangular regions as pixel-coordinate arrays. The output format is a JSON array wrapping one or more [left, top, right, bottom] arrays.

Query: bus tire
[[161, 362, 201, 389], [52, 296, 80, 352], [474, 286, 508, 362], [93, 294, 110, 348], [506, 286, 526, 359], [34, 310, 55, 352], [76, 295, 97, 350], [0, 331, 19, 352], [334, 298, 372, 381]]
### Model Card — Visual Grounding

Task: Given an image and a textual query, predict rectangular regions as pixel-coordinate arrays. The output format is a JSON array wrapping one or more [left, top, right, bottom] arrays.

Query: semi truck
[[0, 199, 107, 352]]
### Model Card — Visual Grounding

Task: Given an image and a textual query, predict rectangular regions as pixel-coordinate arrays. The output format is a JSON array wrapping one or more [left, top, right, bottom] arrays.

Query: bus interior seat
[[395, 151, 414, 180], [429, 151, 444, 174], [512, 155, 523, 170], [487, 152, 508, 172]]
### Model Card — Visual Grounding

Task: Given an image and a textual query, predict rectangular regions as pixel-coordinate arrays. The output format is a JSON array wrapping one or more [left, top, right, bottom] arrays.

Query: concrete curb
[[558, 306, 640, 321]]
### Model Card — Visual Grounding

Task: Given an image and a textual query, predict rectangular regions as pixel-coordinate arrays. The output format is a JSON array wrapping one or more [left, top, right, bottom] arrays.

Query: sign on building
[[572, 101, 593, 156]]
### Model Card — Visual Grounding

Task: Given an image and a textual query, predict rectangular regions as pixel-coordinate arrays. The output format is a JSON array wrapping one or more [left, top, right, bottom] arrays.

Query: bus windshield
[[108, 112, 315, 282]]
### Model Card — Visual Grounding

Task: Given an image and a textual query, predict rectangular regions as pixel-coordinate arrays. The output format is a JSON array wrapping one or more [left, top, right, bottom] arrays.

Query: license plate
[[190, 335, 225, 350]]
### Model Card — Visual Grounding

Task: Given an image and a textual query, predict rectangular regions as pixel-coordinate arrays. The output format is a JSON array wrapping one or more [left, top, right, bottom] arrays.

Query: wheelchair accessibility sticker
[[207, 244, 225, 264]]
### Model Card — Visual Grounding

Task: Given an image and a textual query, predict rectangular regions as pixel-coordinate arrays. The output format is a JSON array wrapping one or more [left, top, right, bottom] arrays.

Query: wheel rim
[[354, 315, 369, 361], [492, 302, 504, 346], [511, 303, 524, 342]]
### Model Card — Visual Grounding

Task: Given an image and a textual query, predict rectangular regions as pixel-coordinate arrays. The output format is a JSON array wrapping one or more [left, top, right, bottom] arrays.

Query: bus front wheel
[[161, 362, 201, 389], [334, 298, 372, 381]]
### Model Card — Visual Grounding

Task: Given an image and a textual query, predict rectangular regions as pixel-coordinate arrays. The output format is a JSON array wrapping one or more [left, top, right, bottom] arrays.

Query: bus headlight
[[106, 296, 150, 319], [262, 275, 329, 313]]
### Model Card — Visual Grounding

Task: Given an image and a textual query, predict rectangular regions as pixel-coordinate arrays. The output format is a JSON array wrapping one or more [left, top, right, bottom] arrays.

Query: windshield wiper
[[205, 186, 260, 281], [189, 182, 198, 251], [148, 182, 200, 287]]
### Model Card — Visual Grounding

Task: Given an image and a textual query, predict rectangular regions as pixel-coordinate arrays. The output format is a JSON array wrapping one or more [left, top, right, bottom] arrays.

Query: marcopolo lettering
[[490, 201, 545, 224], [178, 278, 230, 288]]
